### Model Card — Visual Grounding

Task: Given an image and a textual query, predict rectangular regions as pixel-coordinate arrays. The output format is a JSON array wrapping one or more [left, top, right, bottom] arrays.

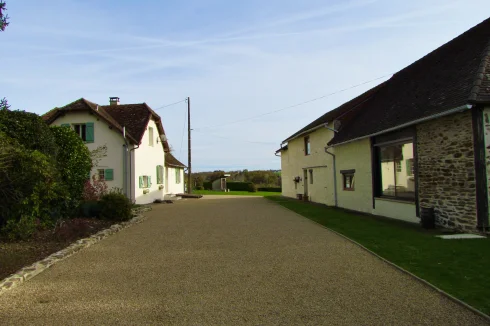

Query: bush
[[2, 215, 37, 241], [226, 182, 254, 191], [51, 126, 92, 208], [99, 191, 133, 222], [248, 183, 257, 192], [83, 175, 108, 201], [0, 142, 65, 231], [0, 109, 58, 158], [257, 187, 282, 192], [203, 182, 212, 190], [195, 185, 204, 190]]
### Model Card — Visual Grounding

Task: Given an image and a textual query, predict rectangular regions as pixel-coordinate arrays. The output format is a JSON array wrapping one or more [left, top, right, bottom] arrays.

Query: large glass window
[[377, 141, 415, 200]]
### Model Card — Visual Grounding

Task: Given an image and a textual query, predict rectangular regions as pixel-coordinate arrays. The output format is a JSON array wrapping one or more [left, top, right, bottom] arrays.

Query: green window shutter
[[139, 176, 143, 188], [156, 166, 160, 184], [148, 176, 152, 187], [105, 169, 114, 181], [61, 123, 70, 128], [85, 122, 94, 143]]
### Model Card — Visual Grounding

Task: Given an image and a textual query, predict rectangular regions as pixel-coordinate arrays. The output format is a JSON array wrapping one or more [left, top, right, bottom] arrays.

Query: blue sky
[[2, 1, 490, 172]]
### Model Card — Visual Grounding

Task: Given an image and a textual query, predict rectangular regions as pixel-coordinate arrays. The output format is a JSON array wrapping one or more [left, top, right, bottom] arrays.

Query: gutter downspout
[[325, 146, 337, 207], [128, 134, 140, 203], [122, 126, 130, 200], [324, 125, 339, 207]]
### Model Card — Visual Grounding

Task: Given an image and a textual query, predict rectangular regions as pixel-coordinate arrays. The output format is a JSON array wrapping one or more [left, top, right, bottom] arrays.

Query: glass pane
[[395, 142, 415, 199], [379, 147, 396, 197], [81, 125, 87, 141]]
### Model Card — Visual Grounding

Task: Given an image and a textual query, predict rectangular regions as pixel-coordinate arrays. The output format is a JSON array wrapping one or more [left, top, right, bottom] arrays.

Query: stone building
[[277, 17, 490, 231]]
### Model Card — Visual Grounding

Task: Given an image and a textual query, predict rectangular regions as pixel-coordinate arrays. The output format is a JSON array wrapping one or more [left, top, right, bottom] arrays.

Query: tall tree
[[0, 1, 9, 31]]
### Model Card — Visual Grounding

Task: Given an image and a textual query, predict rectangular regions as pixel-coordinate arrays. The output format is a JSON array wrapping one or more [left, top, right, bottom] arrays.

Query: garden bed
[[0, 218, 114, 280]]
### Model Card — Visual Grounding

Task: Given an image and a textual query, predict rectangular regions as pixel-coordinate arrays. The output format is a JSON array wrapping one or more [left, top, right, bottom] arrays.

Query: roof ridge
[[469, 38, 490, 103]]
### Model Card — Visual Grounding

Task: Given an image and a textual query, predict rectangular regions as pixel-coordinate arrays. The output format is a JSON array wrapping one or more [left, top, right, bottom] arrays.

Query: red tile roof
[[42, 98, 170, 151], [165, 152, 186, 168]]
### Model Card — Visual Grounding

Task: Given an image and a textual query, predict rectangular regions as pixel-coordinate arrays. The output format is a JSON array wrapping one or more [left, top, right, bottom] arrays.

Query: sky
[[1, 1, 490, 172]]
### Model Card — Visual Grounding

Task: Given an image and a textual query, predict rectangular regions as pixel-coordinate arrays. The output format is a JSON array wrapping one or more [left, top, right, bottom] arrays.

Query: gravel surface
[[0, 198, 488, 325]]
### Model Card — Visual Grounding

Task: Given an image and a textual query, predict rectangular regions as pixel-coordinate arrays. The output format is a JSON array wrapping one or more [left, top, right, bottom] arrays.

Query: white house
[[43, 97, 186, 204]]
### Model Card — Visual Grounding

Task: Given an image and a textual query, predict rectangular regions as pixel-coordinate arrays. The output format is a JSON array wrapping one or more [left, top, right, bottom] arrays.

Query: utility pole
[[187, 97, 192, 194]]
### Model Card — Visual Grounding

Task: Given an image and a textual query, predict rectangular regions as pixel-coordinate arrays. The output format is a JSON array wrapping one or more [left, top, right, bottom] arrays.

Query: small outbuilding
[[212, 174, 231, 191]]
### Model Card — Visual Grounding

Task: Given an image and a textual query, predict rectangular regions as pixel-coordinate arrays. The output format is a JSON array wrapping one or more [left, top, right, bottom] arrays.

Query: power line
[[153, 99, 187, 111], [194, 73, 392, 131], [193, 130, 279, 145]]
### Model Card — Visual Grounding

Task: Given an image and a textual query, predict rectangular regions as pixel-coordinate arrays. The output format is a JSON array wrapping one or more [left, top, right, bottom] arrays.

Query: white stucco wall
[[280, 127, 335, 205], [334, 137, 418, 223], [166, 166, 185, 194], [335, 138, 373, 214], [51, 112, 126, 192], [133, 118, 166, 204], [373, 198, 418, 223], [484, 106, 490, 219]]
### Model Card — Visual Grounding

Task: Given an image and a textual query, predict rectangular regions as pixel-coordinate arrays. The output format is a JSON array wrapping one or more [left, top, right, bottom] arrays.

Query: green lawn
[[266, 196, 490, 316], [192, 190, 281, 197]]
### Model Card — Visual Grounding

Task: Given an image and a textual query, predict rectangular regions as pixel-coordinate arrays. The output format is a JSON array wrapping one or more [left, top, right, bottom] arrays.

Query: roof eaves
[[328, 103, 473, 147]]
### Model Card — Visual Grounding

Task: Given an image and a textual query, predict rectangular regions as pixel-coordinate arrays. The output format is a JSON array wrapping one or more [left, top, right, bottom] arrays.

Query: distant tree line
[[192, 169, 281, 189]]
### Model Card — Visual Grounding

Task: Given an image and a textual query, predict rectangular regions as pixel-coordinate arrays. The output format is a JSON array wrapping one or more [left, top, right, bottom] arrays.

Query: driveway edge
[[269, 199, 490, 322], [0, 206, 152, 296]]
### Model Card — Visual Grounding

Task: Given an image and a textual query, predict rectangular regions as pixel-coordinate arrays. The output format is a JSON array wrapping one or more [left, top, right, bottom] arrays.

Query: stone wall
[[417, 111, 477, 230], [484, 107, 490, 223]]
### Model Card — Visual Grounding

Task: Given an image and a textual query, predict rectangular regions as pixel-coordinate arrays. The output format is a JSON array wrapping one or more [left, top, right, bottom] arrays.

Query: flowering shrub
[[83, 175, 108, 201]]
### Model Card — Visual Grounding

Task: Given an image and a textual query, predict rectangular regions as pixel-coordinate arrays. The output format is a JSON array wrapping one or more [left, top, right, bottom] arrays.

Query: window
[[175, 169, 181, 184], [309, 169, 313, 184], [376, 141, 415, 200], [304, 136, 311, 155], [395, 161, 402, 172], [98, 169, 105, 180], [97, 169, 114, 181], [139, 175, 151, 188], [72, 123, 94, 143], [156, 165, 164, 184], [149, 127, 154, 146], [341, 169, 355, 190], [406, 158, 414, 176]]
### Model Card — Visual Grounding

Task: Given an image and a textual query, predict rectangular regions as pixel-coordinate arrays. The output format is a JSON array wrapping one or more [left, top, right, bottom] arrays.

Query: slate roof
[[282, 82, 386, 143], [165, 152, 186, 168], [326, 17, 490, 145], [42, 98, 170, 151]]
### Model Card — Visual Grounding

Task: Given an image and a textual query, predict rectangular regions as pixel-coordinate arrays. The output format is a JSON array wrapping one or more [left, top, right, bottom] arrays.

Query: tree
[[51, 126, 92, 207], [0, 109, 58, 158], [0, 98, 9, 110], [0, 1, 9, 31]]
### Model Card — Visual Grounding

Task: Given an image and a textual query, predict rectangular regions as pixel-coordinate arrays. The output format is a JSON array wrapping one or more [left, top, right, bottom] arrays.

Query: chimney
[[109, 97, 120, 106]]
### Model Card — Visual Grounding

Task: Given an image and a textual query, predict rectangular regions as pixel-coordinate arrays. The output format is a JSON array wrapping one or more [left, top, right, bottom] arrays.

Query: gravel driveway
[[0, 197, 488, 325]]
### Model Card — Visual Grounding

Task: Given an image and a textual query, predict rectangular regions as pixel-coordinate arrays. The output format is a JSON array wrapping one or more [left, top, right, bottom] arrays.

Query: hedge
[[257, 187, 282, 192]]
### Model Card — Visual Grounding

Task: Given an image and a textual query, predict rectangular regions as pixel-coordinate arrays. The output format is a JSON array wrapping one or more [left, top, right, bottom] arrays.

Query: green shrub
[[247, 183, 257, 192], [0, 143, 65, 230], [227, 182, 254, 191], [99, 192, 133, 222], [51, 126, 92, 209], [257, 187, 282, 192], [195, 185, 204, 190], [2, 215, 37, 241], [203, 182, 212, 190], [0, 109, 58, 158]]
